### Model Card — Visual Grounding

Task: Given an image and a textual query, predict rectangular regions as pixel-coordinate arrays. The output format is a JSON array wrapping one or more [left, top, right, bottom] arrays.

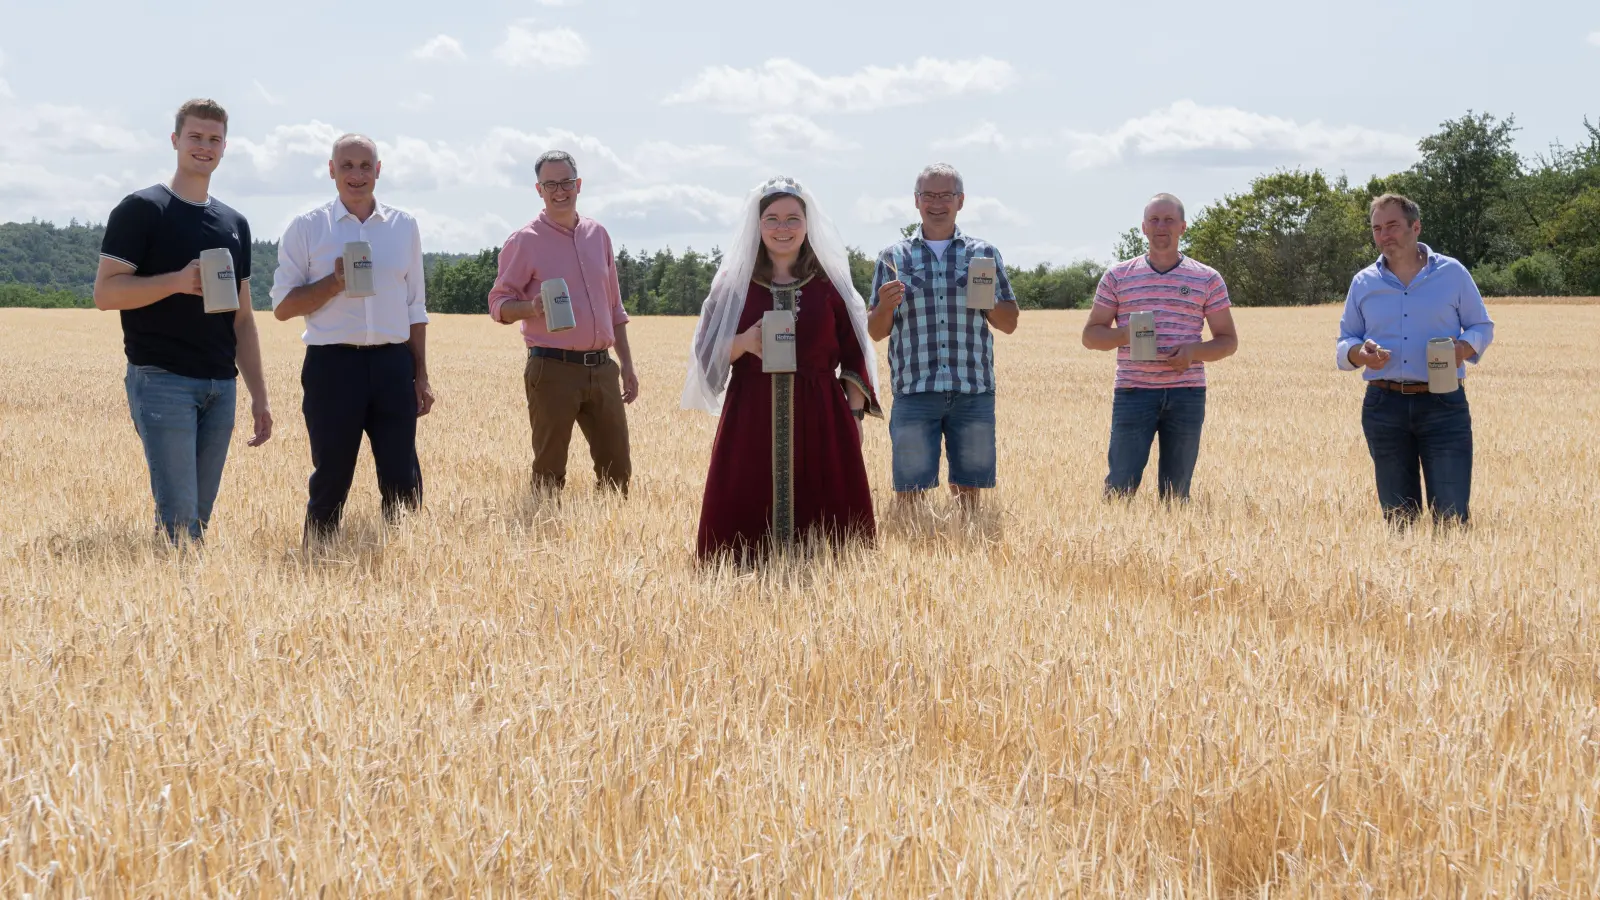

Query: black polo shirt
[[99, 184, 252, 380]]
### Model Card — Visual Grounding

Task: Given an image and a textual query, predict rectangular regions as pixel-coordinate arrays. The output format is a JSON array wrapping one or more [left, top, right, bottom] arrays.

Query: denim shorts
[[888, 390, 997, 492]]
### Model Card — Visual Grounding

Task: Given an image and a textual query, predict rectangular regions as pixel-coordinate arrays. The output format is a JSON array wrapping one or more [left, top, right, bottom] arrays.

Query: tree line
[[3, 109, 1596, 311]]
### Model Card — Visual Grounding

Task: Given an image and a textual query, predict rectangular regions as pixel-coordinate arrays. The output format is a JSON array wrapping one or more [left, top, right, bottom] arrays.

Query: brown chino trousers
[[524, 352, 631, 491]]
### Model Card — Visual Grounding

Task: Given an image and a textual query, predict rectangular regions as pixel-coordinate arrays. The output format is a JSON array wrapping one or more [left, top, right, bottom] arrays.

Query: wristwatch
[[851, 408, 866, 421]]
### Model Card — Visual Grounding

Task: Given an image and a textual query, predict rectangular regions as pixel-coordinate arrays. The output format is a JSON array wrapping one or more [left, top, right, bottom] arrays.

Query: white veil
[[681, 176, 881, 415]]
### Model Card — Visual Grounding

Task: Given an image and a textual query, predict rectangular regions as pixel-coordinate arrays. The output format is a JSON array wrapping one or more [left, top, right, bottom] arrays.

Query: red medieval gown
[[696, 275, 881, 560]]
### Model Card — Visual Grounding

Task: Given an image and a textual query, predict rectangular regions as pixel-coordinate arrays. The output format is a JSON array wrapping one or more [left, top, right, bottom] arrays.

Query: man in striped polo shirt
[[1082, 194, 1238, 501], [869, 163, 1020, 512]]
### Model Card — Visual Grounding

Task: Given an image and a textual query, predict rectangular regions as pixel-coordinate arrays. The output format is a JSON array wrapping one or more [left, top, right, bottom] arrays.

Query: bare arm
[[614, 322, 639, 403], [1081, 302, 1127, 350], [93, 257, 194, 311], [233, 283, 274, 446], [985, 301, 1019, 335], [1190, 307, 1239, 362], [408, 322, 436, 416], [868, 280, 903, 342], [273, 260, 345, 321]]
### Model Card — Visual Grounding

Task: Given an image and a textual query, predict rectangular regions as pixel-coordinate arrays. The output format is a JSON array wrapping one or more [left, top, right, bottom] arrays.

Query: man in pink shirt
[[489, 151, 639, 492], [1081, 193, 1238, 501]]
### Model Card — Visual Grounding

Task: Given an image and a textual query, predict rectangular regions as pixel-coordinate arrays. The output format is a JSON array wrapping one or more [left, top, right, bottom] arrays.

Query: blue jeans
[[1105, 387, 1206, 500], [1361, 384, 1472, 524], [888, 390, 997, 491], [124, 364, 237, 542]]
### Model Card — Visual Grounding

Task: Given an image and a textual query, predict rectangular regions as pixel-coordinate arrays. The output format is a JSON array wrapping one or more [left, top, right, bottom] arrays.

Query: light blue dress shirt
[[1336, 243, 1494, 382]]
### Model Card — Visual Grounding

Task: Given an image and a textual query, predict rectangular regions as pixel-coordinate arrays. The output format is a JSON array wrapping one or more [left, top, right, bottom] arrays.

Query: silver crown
[[760, 176, 803, 198]]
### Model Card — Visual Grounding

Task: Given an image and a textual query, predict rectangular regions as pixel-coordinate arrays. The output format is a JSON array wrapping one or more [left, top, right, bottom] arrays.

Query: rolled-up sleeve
[[1457, 266, 1493, 363], [869, 249, 894, 311], [990, 246, 1016, 304], [1335, 280, 1366, 371], [269, 217, 308, 310], [604, 230, 629, 327], [487, 232, 527, 324], [406, 217, 429, 325]]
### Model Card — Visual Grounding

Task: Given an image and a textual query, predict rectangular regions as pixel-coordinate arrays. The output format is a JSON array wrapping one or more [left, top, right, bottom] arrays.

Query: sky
[[1, 0, 1596, 268]]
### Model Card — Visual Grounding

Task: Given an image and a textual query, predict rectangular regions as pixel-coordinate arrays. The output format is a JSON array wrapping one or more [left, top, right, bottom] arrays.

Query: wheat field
[[1, 304, 1597, 898]]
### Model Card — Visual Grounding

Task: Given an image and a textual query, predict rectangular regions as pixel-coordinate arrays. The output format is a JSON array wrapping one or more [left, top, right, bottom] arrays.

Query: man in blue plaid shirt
[[869, 163, 1020, 512]]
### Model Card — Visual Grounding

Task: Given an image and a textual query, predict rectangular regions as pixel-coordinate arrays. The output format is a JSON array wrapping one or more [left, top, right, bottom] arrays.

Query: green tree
[[425, 248, 499, 315], [1185, 170, 1372, 306], [1378, 111, 1522, 269], [1112, 227, 1147, 261]]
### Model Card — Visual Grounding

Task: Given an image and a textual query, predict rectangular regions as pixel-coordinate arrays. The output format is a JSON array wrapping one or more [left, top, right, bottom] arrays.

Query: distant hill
[[0, 220, 472, 309]]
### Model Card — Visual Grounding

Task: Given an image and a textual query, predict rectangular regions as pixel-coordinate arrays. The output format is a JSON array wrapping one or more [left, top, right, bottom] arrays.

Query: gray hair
[[535, 150, 578, 179], [331, 133, 379, 159], [915, 162, 964, 195], [1370, 192, 1421, 225], [1146, 193, 1186, 221]]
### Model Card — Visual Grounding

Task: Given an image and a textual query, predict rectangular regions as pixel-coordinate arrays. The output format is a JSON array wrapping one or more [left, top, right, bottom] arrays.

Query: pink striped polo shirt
[[1093, 255, 1230, 389]]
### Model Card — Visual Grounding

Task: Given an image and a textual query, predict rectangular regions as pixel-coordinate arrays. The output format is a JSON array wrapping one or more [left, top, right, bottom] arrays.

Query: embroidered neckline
[[753, 273, 816, 290]]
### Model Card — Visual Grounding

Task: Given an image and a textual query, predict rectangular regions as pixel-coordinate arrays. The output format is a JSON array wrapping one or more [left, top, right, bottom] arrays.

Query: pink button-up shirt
[[488, 212, 629, 351]]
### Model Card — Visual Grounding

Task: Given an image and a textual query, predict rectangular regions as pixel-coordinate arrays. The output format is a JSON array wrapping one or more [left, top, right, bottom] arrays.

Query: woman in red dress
[[681, 177, 882, 561]]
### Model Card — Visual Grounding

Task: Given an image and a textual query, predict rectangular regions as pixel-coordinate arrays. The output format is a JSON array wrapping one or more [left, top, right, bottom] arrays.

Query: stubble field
[[2, 304, 1598, 897]]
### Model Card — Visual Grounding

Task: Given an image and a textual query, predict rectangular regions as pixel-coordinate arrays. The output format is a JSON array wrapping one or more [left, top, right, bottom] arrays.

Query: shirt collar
[[537, 210, 582, 236], [1375, 242, 1437, 276], [912, 224, 965, 246], [332, 197, 388, 223]]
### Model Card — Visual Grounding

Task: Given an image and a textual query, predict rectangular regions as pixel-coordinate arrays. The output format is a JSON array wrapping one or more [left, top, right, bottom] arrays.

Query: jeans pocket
[[1362, 387, 1384, 409], [525, 356, 546, 393]]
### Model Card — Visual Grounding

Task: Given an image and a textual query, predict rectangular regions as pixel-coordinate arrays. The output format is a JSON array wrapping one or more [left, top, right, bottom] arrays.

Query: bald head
[[1144, 193, 1185, 222], [1141, 193, 1187, 259], [332, 133, 379, 159]]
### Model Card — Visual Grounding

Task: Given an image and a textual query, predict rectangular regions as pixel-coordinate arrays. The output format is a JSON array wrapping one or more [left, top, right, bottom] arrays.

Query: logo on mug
[[217, 268, 234, 280], [971, 273, 995, 286], [775, 331, 796, 343], [353, 259, 373, 269], [552, 292, 571, 305]]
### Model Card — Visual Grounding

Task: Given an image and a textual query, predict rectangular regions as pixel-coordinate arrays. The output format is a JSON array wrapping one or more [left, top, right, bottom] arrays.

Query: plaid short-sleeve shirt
[[869, 226, 1015, 397]]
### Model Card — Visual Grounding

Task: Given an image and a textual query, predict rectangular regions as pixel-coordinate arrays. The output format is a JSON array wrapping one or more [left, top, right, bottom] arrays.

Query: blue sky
[[1, 0, 1596, 266]]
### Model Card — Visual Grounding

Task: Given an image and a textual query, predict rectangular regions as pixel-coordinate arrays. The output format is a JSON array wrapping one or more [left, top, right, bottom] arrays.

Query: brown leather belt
[[1372, 379, 1461, 394]]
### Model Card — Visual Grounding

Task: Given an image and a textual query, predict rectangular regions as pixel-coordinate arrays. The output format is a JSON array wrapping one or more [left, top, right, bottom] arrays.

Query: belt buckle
[[583, 351, 601, 367]]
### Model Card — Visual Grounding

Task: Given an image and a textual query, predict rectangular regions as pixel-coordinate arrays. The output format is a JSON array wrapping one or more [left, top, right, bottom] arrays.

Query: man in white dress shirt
[[271, 133, 434, 541]]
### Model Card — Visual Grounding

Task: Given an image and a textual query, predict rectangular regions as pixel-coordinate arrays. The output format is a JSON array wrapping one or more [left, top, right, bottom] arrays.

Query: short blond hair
[[174, 98, 228, 137]]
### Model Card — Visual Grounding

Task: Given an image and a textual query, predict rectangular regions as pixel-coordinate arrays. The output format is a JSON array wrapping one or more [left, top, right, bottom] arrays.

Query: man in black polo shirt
[[93, 98, 273, 543]]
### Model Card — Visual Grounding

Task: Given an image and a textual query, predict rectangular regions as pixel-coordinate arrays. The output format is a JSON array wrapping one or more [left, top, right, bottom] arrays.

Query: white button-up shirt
[[270, 198, 429, 346]]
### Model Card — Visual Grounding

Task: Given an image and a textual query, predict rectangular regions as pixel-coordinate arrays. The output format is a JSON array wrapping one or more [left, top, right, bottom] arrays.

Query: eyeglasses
[[761, 215, 805, 231], [540, 179, 578, 192], [917, 191, 960, 203]]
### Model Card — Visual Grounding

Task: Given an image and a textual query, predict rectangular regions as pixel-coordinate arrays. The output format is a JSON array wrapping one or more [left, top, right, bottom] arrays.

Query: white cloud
[[854, 194, 1027, 227], [932, 121, 1013, 152], [535, 0, 581, 5], [0, 103, 149, 158], [399, 92, 434, 112], [961, 196, 1030, 226], [1588, 31, 1600, 46], [494, 24, 589, 69], [748, 114, 858, 155], [665, 56, 1017, 114], [632, 141, 749, 180], [411, 34, 465, 61], [0, 79, 12, 101], [406, 206, 515, 251], [1064, 100, 1416, 169], [253, 80, 283, 106], [855, 196, 913, 225], [587, 184, 745, 233]]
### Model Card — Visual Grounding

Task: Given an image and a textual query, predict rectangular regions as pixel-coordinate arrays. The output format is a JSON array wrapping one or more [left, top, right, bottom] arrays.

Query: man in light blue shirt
[[1336, 193, 1494, 524]]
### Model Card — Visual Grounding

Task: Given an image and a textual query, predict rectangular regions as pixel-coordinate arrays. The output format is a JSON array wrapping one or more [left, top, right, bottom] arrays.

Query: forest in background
[[3, 111, 1596, 312]]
